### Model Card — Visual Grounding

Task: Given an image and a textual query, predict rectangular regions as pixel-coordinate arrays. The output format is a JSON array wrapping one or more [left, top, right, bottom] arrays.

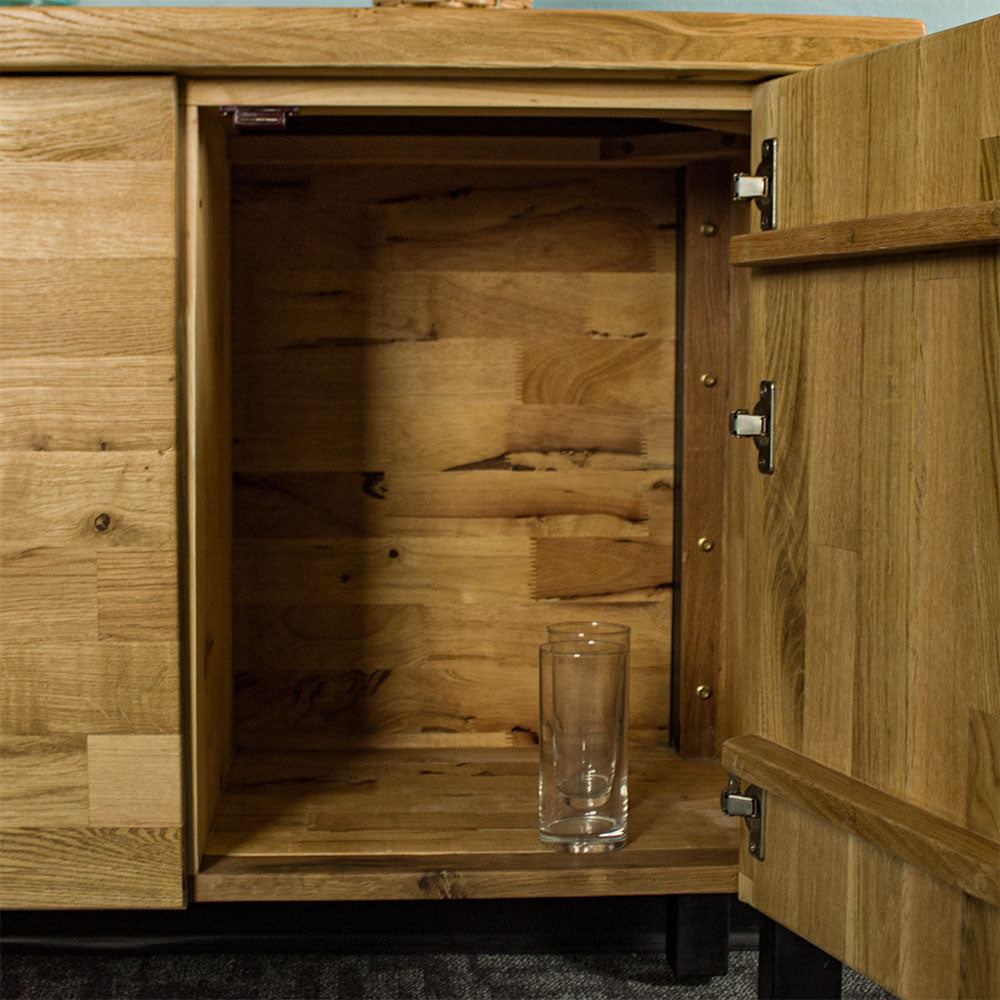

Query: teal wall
[[4, 0, 996, 36]]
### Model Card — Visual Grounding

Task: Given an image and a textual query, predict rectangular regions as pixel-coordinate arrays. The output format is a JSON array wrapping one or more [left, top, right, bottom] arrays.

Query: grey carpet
[[0, 949, 896, 999]]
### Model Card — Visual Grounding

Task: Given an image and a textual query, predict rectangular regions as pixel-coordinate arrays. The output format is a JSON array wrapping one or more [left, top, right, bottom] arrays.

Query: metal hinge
[[733, 137, 777, 231], [220, 106, 300, 132], [721, 775, 767, 860], [731, 380, 775, 475]]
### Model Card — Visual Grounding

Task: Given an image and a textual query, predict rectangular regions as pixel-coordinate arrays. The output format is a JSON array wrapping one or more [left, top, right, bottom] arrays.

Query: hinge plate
[[220, 106, 300, 132], [721, 775, 767, 860], [733, 137, 777, 231], [730, 380, 775, 475]]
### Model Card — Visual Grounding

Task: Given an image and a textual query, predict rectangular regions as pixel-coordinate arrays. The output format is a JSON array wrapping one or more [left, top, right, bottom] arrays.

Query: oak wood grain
[[724, 735, 999, 905], [731, 201, 1000, 267], [194, 747, 737, 900], [229, 155, 677, 755], [729, 18, 1000, 998], [0, 76, 184, 909], [0, 9, 925, 78]]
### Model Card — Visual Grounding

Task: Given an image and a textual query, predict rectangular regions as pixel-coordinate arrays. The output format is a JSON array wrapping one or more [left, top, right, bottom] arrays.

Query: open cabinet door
[[0, 76, 186, 908], [724, 16, 998, 999]]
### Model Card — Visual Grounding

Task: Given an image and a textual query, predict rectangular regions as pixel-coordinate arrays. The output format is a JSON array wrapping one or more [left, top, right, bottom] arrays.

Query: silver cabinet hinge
[[733, 137, 777, 230], [731, 380, 775, 475], [721, 774, 767, 860], [220, 106, 300, 132]]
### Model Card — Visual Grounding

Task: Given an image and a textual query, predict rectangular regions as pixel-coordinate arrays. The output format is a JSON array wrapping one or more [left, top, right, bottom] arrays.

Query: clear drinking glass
[[538, 638, 628, 853], [546, 620, 630, 651]]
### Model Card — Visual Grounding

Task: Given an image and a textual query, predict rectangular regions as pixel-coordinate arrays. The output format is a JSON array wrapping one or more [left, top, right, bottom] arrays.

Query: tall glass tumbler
[[538, 639, 628, 853], [546, 621, 630, 651]]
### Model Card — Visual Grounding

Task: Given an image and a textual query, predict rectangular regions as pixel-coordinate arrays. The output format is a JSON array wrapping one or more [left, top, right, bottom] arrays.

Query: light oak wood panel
[[234, 537, 533, 608], [232, 470, 662, 538], [86, 735, 183, 827], [0, 76, 184, 908], [0, 76, 175, 161], [0, 452, 176, 549], [731, 202, 1000, 267], [97, 550, 179, 642], [0, 827, 185, 910], [1, 644, 181, 736], [0, 9, 925, 78], [0, 358, 177, 451], [194, 747, 736, 900], [740, 798, 971, 1000], [230, 156, 676, 756], [234, 270, 673, 352], [1, 164, 175, 261], [230, 166, 675, 275], [0, 737, 89, 827], [0, 261, 175, 358], [193, 77, 753, 119], [728, 18, 1000, 998], [724, 736, 999, 905]]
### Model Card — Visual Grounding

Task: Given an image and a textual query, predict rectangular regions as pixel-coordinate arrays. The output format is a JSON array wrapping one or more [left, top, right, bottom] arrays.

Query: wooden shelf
[[193, 746, 738, 901]]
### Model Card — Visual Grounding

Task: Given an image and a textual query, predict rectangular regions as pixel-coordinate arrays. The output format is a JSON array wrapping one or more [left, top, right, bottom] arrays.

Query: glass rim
[[539, 638, 627, 656], [546, 620, 630, 635]]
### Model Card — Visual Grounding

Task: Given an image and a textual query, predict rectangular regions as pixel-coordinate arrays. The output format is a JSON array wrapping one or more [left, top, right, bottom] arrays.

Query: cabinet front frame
[[182, 76, 742, 898]]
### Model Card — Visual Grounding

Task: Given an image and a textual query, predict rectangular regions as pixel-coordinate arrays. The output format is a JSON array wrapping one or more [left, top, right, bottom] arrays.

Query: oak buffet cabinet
[[1, 8, 997, 998]]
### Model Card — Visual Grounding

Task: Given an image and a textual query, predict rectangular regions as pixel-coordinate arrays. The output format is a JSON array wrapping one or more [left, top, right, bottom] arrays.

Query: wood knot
[[418, 870, 466, 899]]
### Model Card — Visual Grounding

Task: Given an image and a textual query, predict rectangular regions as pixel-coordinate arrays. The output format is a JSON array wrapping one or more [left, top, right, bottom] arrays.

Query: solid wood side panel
[[731, 201, 1000, 267], [0, 9, 925, 77], [0, 75, 184, 909]]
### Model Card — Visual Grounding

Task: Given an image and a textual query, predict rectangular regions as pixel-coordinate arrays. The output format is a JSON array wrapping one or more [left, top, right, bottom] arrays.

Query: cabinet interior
[[187, 108, 741, 900]]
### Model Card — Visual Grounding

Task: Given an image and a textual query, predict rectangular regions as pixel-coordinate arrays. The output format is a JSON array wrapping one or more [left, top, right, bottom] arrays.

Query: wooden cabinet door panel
[[727, 17, 999, 998], [0, 76, 185, 908]]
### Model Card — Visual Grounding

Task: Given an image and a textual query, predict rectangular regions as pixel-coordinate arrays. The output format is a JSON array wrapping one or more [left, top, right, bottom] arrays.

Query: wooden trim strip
[[722, 735, 1000, 905], [0, 9, 925, 78], [730, 202, 1000, 268]]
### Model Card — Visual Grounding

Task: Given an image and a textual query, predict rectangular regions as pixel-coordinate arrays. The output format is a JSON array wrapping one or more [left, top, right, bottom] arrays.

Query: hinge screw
[[696, 685, 712, 700], [700, 373, 718, 388], [697, 537, 715, 552]]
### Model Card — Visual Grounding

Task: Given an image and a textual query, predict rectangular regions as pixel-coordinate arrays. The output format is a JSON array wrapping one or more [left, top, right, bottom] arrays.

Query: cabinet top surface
[[0, 8, 925, 79]]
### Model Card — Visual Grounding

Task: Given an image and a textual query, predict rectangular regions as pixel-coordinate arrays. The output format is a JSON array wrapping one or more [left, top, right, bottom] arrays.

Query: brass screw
[[700, 373, 718, 388], [697, 537, 715, 552], [696, 685, 713, 700], [700, 222, 718, 237], [93, 513, 111, 533]]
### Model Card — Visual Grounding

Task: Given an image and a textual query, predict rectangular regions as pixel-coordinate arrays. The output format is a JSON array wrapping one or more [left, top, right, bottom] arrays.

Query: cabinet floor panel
[[193, 747, 738, 901]]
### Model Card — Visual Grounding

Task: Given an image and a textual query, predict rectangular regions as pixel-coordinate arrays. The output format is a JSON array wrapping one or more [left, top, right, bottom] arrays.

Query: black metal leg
[[664, 893, 730, 980], [758, 914, 842, 999]]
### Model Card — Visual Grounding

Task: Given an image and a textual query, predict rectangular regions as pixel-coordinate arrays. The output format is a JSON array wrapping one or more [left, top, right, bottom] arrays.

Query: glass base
[[540, 816, 626, 853]]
